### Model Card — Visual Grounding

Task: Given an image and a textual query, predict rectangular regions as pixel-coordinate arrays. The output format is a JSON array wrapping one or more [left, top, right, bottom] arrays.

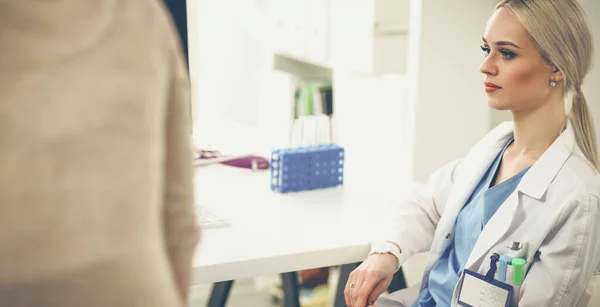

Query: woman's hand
[[344, 253, 399, 307]]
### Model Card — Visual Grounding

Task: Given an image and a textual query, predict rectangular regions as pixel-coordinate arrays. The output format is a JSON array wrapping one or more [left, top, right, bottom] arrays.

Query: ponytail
[[569, 89, 599, 172]]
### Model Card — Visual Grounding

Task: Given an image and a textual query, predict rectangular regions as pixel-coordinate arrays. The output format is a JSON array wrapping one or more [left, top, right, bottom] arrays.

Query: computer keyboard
[[196, 205, 230, 229]]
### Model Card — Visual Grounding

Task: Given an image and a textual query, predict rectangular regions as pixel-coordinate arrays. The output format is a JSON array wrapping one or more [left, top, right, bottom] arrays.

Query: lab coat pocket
[[491, 253, 533, 307], [478, 251, 528, 306], [501, 242, 535, 279]]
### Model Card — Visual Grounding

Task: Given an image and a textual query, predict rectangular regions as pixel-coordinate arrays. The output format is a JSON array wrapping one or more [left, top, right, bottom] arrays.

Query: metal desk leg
[[207, 280, 234, 307], [333, 263, 361, 307], [281, 272, 301, 307]]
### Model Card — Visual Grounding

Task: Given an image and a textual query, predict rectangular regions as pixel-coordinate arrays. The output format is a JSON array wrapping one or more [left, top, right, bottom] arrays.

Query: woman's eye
[[481, 45, 490, 56], [500, 49, 516, 60], [481, 45, 516, 60]]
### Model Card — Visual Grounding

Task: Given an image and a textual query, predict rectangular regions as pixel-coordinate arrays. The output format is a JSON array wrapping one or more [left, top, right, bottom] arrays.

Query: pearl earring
[[550, 81, 557, 87]]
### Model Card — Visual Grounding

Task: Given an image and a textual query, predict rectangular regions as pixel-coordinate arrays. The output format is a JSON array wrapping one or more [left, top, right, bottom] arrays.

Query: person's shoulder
[[146, 0, 190, 78], [147, 0, 187, 54]]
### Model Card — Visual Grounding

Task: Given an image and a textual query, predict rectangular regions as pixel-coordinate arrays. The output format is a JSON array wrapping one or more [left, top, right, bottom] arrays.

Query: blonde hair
[[495, 0, 599, 172]]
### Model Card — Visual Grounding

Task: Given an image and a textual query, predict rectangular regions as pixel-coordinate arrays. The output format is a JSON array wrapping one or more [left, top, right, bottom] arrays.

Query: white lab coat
[[381, 122, 600, 307]]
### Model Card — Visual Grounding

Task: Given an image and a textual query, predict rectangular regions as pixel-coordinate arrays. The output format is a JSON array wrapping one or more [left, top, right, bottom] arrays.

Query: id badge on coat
[[457, 269, 513, 307]]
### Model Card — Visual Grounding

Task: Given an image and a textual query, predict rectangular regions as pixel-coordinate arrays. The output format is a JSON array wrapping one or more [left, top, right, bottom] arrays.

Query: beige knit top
[[0, 1, 200, 306]]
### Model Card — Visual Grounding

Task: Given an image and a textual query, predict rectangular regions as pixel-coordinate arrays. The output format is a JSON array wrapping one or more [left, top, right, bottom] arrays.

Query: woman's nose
[[479, 56, 497, 76]]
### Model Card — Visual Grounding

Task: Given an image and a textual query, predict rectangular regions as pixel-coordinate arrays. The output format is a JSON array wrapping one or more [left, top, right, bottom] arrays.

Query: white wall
[[405, 0, 497, 182], [372, 0, 411, 74], [489, 109, 512, 129], [580, 0, 600, 152]]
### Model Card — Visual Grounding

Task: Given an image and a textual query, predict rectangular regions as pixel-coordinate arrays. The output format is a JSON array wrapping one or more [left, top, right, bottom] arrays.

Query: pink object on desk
[[194, 150, 270, 170], [220, 155, 270, 170]]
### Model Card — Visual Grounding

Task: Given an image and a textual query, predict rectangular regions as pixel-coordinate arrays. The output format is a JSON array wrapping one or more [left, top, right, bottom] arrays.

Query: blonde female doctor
[[344, 1, 600, 307]]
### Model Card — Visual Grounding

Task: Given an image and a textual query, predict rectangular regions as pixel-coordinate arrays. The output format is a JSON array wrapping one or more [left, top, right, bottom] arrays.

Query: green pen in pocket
[[512, 257, 527, 285]]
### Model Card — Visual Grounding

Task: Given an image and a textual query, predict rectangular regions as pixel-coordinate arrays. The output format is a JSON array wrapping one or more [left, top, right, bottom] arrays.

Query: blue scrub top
[[413, 137, 530, 307]]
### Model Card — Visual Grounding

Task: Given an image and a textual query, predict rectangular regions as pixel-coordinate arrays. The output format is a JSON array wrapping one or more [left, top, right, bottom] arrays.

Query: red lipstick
[[485, 82, 502, 93]]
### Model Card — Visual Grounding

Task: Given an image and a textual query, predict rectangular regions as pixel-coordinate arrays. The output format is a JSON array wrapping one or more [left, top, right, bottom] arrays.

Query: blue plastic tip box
[[270, 144, 345, 193]]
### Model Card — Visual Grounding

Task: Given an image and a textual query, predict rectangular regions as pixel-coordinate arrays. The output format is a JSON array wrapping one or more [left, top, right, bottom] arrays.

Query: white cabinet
[[329, 0, 374, 72], [264, 0, 410, 75], [373, 0, 410, 74], [329, 0, 410, 74], [305, 0, 330, 65], [265, 0, 331, 67]]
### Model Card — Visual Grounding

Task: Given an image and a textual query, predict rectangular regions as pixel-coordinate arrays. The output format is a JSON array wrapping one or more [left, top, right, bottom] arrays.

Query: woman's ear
[[552, 66, 564, 83]]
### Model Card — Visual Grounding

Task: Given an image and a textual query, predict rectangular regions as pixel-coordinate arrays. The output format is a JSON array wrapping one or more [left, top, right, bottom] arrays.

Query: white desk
[[191, 164, 408, 285]]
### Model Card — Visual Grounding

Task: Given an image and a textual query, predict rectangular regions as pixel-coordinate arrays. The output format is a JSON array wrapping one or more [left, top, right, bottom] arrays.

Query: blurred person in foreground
[[0, 0, 200, 306]]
